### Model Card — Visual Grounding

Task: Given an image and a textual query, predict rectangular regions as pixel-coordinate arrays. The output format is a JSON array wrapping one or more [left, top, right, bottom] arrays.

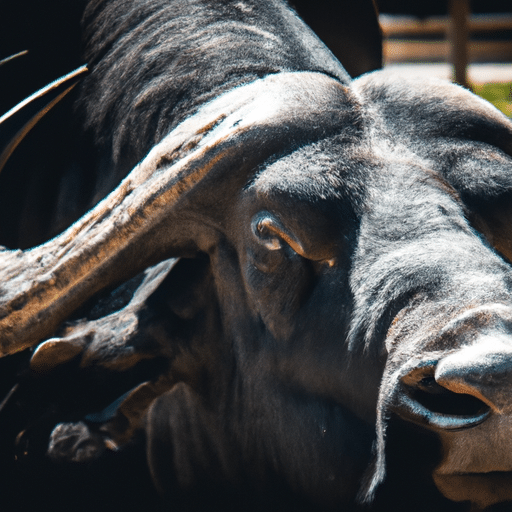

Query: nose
[[435, 335, 512, 413], [394, 333, 512, 431]]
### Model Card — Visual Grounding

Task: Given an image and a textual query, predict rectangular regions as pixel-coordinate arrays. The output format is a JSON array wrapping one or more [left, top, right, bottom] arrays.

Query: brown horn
[[0, 50, 29, 67], [0, 65, 88, 174], [0, 71, 357, 356]]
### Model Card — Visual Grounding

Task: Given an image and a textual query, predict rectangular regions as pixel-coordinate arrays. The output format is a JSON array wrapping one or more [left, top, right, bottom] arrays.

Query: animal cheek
[[242, 254, 313, 341], [246, 245, 288, 274]]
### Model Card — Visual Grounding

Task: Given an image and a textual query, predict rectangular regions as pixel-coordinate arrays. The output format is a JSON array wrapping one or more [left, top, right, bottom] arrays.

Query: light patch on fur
[[211, 20, 281, 43], [234, 2, 253, 14]]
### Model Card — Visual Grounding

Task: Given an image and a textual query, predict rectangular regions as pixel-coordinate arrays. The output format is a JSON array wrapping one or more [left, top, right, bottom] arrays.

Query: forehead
[[249, 128, 454, 224], [250, 70, 512, 223], [251, 135, 369, 198]]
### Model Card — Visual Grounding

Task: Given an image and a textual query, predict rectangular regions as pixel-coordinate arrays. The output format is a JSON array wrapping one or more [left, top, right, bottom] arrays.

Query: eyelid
[[253, 214, 306, 255], [251, 212, 336, 267], [251, 211, 337, 267]]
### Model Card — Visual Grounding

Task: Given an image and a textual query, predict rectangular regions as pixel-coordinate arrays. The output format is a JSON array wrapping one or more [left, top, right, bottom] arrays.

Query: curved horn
[[0, 71, 358, 356], [0, 65, 88, 174], [0, 50, 29, 67]]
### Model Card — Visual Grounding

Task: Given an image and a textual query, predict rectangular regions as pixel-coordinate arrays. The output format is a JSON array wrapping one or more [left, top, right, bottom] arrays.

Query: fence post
[[448, 0, 470, 88]]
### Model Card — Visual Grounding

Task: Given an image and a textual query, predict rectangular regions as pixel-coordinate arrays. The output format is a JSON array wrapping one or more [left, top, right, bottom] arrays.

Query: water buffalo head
[[2, 60, 512, 512]]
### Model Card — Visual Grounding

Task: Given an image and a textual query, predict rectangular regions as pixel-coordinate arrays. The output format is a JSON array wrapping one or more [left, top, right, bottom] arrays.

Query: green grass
[[472, 82, 512, 117]]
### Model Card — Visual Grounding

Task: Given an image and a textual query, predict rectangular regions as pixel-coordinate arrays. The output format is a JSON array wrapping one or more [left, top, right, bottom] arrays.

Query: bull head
[[2, 9, 512, 512]]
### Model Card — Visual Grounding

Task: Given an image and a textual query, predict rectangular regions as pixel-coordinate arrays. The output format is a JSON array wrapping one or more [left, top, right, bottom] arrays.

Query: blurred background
[[377, 0, 512, 116]]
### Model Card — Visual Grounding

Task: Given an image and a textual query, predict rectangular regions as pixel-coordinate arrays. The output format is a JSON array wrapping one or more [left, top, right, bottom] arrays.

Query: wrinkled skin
[[2, 1, 512, 512]]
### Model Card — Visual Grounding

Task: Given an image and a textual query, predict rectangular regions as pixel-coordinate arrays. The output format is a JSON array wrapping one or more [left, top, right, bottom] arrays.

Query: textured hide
[[1, 2, 512, 512]]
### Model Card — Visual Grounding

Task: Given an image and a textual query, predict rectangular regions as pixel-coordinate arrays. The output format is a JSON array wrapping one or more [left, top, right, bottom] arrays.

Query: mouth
[[386, 359, 512, 510], [432, 471, 512, 509]]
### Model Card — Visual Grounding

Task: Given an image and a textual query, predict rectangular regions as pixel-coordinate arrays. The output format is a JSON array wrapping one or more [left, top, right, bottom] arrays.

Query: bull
[[1, 1, 512, 511]]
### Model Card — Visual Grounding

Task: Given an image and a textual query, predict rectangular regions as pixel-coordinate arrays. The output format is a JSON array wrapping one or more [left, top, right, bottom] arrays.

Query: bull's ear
[[0, 71, 359, 356], [0, 65, 87, 174]]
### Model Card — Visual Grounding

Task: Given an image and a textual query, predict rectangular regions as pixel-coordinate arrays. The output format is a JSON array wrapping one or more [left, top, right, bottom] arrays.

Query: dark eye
[[251, 211, 310, 253], [251, 211, 336, 267], [250, 213, 298, 272], [252, 214, 287, 250]]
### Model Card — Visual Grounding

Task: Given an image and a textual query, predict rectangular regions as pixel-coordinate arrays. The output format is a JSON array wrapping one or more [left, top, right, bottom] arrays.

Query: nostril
[[408, 377, 490, 418], [434, 341, 512, 412], [395, 367, 491, 431], [417, 375, 443, 393]]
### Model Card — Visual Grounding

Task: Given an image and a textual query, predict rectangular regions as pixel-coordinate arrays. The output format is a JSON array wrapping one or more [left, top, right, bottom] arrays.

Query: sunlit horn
[[0, 65, 88, 174]]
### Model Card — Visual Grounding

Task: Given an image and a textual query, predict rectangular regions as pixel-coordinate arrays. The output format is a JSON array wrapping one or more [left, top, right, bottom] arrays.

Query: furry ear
[[0, 66, 87, 174]]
